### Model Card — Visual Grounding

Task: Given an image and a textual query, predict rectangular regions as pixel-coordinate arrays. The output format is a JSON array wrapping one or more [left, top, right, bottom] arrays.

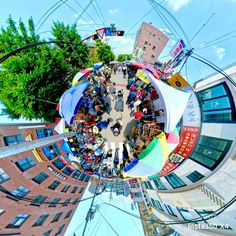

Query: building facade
[[142, 64, 236, 235], [0, 123, 90, 236], [133, 22, 169, 64]]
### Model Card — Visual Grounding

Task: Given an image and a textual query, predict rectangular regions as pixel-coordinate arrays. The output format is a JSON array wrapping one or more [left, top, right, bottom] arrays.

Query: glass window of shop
[[52, 158, 66, 170], [186, 170, 204, 183], [32, 172, 49, 184], [190, 136, 232, 170], [153, 178, 167, 190], [165, 204, 177, 217], [197, 82, 236, 122], [164, 173, 186, 189], [4, 134, 23, 146], [42, 144, 61, 160], [177, 208, 193, 220]]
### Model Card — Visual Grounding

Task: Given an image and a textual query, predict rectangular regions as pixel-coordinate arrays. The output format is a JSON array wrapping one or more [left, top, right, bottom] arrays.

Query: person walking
[[122, 64, 127, 78]]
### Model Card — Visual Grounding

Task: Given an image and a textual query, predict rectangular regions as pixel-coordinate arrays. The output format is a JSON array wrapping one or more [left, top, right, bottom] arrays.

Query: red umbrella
[[130, 61, 145, 69], [144, 65, 160, 79]]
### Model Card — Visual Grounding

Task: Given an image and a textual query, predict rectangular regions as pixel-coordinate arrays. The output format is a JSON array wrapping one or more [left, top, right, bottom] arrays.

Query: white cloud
[[107, 36, 135, 56], [166, 0, 191, 11], [73, 13, 79, 18], [108, 8, 119, 14], [213, 46, 226, 60]]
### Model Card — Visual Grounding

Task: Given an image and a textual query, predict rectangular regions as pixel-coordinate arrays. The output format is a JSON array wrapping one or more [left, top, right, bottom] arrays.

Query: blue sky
[[65, 183, 144, 236], [1, 0, 236, 85]]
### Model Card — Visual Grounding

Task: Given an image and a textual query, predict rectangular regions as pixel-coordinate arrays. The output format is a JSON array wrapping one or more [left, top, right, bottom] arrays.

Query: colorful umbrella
[[72, 68, 93, 86], [135, 69, 151, 84], [93, 62, 103, 69], [59, 82, 91, 125], [166, 127, 180, 154], [130, 61, 145, 69], [124, 132, 168, 177], [144, 65, 160, 79]]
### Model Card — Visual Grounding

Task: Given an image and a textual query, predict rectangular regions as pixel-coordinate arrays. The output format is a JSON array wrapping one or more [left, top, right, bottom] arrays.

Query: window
[[65, 210, 73, 219], [32, 214, 49, 227], [31, 195, 47, 206], [79, 187, 84, 193], [61, 185, 71, 193], [152, 46, 156, 50], [62, 198, 71, 206], [3, 134, 23, 146], [165, 204, 177, 217], [156, 200, 164, 211], [177, 208, 193, 220], [72, 198, 78, 205], [55, 224, 65, 236], [62, 167, 73, 176], [71, 186, 78, 193], [84, 175, 90, 182], [6, 214, 29, 228], [42, 230, 52, 236], [42, 144, 60, 160], [16, 157, 35, 172], [190, 136, 232, 170], [49, 198, 61, 207], [71, 170, 81, 179], [153, 179, 167, 190], [144, 41, 148, 46], [48, 180, 61, 190], [36, 128, 53, 139], [11, 186, 29, 198], [51, 212, 62, 223], [32, 172, 49, 184], [52, 158, 66, 170], [186, 170, 204, 183], [0, 168, 10, 183], [164, 173, 186, 189], [79, 173, 86, 181], [197, 82, 236, 122]]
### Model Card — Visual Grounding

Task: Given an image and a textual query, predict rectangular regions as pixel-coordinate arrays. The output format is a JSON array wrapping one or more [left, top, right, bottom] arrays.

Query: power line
[[147, 0, 179, 41], [36, 0, 69, 32], [73, 0, 94, 26], [99, 196, 236, 226], [191, 53, 236, 87], [94, 0, 106, 26], [91, 0, 106, 27], [97, 208, 120, 236], [150, 0, 191, 46], [188, 13, 215, 44], [36, 0, 65, 28]]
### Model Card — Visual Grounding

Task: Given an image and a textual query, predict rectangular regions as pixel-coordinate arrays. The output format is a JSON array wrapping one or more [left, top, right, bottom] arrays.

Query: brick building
[[133, 22, 169, 64], [0, 122, 90, 236]]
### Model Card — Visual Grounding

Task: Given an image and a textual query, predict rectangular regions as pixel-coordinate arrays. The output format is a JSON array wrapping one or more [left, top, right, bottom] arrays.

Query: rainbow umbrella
[[124, 132, 168, 177], [166, 127, 180, 155], [72, 68, 93, 86]]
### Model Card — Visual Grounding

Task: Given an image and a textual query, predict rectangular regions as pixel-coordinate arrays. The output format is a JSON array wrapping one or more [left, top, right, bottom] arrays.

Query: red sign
[[159, 160, 176, 177], [96, 28, 105, 39], [170, 39, 185, 59], [174, 126, 200, 158]]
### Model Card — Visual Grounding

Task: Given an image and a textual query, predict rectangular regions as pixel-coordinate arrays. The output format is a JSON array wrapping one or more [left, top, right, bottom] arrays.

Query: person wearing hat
[[110, 120, 122, 136]]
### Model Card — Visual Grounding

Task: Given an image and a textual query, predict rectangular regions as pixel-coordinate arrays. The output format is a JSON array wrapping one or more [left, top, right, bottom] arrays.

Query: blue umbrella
[[93, 62, 103, 69], [61, 139, 76, 156], [59, 82, 91, 125]]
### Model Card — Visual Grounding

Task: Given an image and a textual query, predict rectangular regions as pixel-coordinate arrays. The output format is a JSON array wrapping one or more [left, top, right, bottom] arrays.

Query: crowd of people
[[65, 63, 166, 179]]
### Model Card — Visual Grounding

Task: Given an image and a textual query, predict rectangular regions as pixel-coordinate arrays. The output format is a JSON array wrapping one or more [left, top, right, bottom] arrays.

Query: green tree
[[0, 17, 89, 121], [51, 22, 90, 71], [95, 39, 115, 65], [117, 54, 132, 62]]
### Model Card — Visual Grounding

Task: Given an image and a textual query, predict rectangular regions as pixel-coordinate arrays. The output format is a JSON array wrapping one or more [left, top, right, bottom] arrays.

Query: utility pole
[[0, 131, 76, 158]]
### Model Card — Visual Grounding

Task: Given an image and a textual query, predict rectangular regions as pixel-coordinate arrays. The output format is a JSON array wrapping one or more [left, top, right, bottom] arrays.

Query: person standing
[[122, 64, 127, 78]]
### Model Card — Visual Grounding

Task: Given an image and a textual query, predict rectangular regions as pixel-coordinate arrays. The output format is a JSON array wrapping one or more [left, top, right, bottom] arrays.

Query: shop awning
[[148, 73, 191, 133], [72, 68, 93, 86], [59, 82, 91, 125]]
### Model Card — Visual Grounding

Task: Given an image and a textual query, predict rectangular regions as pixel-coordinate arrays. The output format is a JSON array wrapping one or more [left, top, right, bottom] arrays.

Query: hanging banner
[[170, 39, 185, 59], [174, 126, 200, 158]]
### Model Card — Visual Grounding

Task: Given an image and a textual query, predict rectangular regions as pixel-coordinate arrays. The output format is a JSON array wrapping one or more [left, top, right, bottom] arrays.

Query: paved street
[[100, 71, 135, 169]]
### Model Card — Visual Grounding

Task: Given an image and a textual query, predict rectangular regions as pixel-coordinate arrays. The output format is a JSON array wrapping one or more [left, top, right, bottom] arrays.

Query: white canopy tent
[[147, 73, 191, 133]]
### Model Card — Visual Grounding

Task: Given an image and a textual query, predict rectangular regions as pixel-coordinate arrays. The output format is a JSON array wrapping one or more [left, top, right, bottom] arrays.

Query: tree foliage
[[95, 39, 115, 65], [0, 17, 89, 121], [117, 54, 132, 62]]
